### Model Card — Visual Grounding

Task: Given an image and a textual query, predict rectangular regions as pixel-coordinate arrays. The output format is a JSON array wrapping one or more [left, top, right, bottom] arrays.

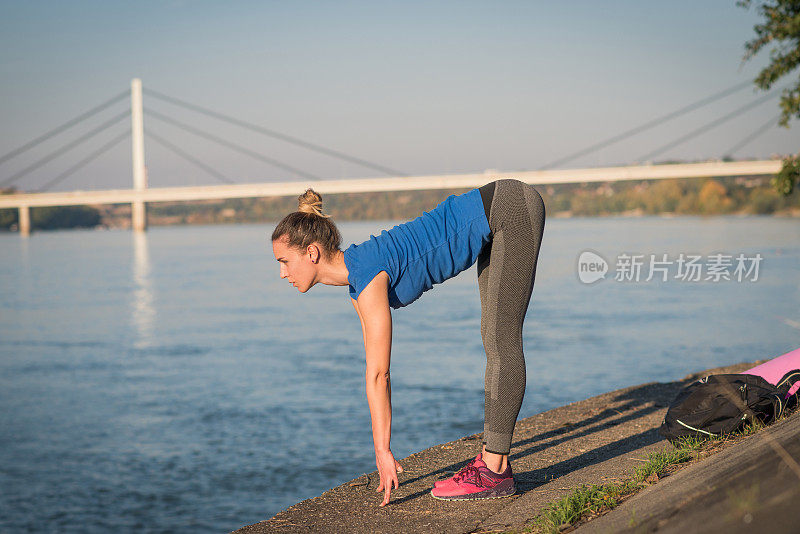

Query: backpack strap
[[675, 419, 718, 437], [776, 369, 800, 393]]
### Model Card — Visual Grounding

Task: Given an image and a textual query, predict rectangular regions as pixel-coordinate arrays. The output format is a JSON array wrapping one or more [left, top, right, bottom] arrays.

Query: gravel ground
[[231, 361, 757, 534]]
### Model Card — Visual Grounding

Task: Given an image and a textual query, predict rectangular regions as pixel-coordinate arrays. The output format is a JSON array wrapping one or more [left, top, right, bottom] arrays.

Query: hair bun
[[298, 188, 329, 218]]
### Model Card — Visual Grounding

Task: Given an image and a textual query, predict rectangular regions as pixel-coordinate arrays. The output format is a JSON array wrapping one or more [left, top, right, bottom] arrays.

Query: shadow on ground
[[233, 361, 756, 534]]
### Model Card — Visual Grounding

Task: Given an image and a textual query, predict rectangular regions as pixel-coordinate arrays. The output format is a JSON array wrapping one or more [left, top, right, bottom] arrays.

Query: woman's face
[[272, 238, 317, 293]]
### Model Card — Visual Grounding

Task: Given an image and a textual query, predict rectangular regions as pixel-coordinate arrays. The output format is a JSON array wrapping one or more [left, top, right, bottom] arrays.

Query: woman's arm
[[351, 271, 401, 506]]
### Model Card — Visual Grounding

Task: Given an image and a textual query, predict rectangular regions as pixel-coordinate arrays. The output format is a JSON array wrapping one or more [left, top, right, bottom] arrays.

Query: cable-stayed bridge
[[0, 79, 786, 236]]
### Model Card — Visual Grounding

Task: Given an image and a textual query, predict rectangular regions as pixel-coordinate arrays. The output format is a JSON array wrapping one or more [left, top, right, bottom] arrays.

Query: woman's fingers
[[376, 470, 399, 505], [376, 472, 390, 492], [374, 450, 401, 506], [381, 473, 399, 506], [381, 472, 399, 505], [375, 470, 389, 492]]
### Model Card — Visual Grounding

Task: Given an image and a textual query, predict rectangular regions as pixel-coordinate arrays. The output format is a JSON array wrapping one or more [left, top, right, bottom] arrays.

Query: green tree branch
[[739, 0, 800, 195]]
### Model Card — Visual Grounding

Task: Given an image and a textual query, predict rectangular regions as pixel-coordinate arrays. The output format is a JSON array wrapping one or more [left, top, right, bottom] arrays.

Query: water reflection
[[132, 232, 155, 348]]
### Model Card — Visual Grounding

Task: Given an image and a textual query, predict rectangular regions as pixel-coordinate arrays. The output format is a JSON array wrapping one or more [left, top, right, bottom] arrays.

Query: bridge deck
[[0, 160, 781, 209]]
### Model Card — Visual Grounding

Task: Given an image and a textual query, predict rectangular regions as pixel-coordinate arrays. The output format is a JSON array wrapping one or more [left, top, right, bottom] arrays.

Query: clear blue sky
[[1, 0, 797, 191]]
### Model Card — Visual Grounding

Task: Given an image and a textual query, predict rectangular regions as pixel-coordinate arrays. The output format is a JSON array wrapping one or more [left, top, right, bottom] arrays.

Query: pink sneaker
[[431, 454, 516, 500], [433, 454, 482, 490]]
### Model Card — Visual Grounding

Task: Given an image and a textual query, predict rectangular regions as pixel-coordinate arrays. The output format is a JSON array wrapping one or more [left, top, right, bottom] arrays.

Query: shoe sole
[[430, 479, 516, 501]]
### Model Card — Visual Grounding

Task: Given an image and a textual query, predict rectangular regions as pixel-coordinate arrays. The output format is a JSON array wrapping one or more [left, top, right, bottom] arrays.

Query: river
[[0, 215, 798, 532]]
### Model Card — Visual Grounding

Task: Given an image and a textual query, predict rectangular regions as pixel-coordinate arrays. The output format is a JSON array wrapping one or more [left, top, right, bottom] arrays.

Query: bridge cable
[[1, 110, 130, 188], [637, 89, 781, 162], [0, 90, 128, 166], [722, 113, 782, 157], [37, 131, 130, 192], [146, 129, 234, 184], [144, 108, 322, 181], [540, 80, 755, 170], [143, 88, 407, 176]]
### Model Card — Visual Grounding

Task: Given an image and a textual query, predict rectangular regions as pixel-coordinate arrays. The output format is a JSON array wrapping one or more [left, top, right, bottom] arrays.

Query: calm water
[[1, 216, 798, 533]]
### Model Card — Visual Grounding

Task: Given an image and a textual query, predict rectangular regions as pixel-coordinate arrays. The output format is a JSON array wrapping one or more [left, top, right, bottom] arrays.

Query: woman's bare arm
[[355, 271, 392, 450], [351, 271, 400, 505]]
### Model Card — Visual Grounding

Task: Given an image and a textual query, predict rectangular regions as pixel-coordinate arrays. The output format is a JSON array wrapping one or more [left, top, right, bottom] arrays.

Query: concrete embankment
[[575, 405, 800, 534], [232, 361, 760, 534]]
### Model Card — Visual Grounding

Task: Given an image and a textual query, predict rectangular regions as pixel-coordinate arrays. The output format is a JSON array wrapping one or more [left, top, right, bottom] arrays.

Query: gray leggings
[[477, 179, 546, 455]]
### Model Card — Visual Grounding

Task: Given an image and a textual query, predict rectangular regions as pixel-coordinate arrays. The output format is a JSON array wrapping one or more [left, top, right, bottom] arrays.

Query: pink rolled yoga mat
[[744, 346, 800, 397]]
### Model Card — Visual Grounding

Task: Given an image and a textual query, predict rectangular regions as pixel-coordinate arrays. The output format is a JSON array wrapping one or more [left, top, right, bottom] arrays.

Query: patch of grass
[[517, 415, 784, 534], [527, 446, 695, 534], [631, 447, 691, 481], [529, 483, 628, 531]]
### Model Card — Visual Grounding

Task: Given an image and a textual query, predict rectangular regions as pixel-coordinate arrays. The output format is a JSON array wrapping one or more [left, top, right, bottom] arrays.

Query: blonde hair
[[297, 189, 330, 218], [271, 188, 342, 259]]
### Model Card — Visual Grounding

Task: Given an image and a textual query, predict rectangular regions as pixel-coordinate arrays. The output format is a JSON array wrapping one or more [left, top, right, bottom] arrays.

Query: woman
[[271, 179, 545, 506]]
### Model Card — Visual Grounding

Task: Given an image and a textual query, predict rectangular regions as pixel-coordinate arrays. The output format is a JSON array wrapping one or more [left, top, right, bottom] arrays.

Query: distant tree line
[[542, 175, 800, 217], [102, 174, 800, 228], [0, 205, 102, 231], [0, 189, 102, 231]]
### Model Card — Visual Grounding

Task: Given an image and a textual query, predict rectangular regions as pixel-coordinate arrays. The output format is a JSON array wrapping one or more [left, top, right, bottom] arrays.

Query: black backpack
[[659, 372, 800, 441]]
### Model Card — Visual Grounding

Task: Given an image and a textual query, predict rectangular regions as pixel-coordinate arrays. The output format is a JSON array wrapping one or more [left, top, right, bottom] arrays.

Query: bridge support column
[[131, 78, 147, 232], [19, 205, 30, 237], [132, 200, 146, 232]]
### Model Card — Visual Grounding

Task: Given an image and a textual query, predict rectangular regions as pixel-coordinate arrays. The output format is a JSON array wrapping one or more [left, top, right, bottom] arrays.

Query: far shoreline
[[2, 209, 799, 235]]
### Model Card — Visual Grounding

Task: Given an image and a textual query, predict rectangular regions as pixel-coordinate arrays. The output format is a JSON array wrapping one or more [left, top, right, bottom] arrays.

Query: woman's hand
[[375, 449, 403, 506]]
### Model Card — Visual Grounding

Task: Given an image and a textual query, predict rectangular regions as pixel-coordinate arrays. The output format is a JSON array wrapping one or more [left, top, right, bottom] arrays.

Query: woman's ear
[[307, 244, 320, 264]]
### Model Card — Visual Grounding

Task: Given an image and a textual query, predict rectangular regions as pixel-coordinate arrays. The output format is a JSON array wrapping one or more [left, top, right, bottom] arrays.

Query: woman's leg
[[477, 179, 546, 468]]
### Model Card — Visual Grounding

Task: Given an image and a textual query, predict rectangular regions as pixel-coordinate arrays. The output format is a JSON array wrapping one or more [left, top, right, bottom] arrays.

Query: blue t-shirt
[[343, 188, 491, 309]]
